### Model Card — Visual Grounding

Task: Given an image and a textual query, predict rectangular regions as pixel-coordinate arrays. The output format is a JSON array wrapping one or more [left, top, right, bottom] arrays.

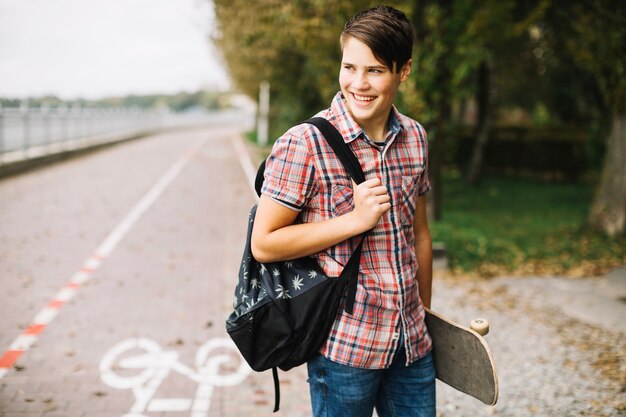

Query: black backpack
[[225, 117, 366, 411]]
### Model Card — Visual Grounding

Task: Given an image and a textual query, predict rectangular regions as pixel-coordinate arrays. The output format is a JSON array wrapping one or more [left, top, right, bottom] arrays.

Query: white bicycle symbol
[[99, 337, 251, 417]]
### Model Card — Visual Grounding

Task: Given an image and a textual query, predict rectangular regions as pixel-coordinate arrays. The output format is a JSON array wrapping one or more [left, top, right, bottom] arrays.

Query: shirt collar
[[327, 92, 405, 144], [388, 107, 403, 137]]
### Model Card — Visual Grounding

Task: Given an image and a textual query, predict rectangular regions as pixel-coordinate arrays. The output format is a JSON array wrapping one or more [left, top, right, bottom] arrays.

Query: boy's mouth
[[352, 93, 376, 104]]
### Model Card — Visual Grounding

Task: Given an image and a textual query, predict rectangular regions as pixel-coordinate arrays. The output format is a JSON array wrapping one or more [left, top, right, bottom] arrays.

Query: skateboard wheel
[[470, 319, 489, 336]]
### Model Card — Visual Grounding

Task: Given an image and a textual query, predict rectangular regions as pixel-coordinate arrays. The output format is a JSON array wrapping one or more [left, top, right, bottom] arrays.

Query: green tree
[[572, 2, 626, 236], [409, 0, 485, 219], [212, 0, 625, 232], [213, 0, 383, 137], [540, 1, 626, 236], [464, 0, 547, 184]]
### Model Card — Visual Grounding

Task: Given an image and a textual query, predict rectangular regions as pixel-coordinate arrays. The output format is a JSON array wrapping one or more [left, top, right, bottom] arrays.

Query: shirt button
[[391, 332, 400, 340]]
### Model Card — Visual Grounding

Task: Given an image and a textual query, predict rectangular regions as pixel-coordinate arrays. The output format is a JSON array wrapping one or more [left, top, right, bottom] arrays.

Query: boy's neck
[[359, 112, 391, 142]]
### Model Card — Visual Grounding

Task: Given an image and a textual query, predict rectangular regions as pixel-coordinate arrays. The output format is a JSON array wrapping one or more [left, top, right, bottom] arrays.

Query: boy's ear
[[399, 59, 412, 81]]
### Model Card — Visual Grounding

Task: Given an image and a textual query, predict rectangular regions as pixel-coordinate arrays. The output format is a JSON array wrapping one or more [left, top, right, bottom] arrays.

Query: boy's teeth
[[354, 94, 374, 102]]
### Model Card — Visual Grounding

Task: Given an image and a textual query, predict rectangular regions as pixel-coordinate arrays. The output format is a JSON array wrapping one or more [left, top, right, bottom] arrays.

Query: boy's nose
[[353, 72, 370, 90]]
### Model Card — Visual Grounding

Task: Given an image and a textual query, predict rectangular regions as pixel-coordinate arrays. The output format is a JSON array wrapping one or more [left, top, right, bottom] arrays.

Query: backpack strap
[[254, 117, 365, 196], [254, 159, 266, 197], [254, 117, 366, 314], [304, 117, 365, 315], [272, 367, 280, 412], [304, 117, 366, 185]]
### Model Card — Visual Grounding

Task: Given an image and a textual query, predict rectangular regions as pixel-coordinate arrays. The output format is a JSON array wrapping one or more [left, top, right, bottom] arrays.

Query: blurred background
[[2, 0, 624, 276], [211, 0, 626, 277]]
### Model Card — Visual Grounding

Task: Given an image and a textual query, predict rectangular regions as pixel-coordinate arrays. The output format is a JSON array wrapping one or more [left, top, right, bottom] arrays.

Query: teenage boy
[[251, 5, 435, 417]]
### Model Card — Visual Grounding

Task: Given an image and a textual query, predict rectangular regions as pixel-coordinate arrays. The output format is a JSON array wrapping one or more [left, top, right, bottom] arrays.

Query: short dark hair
[[341, 5, 414, 73]]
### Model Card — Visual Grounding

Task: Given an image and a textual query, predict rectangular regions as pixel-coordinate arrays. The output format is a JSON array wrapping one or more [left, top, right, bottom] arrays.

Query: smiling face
[[339, 36, 411, 140]]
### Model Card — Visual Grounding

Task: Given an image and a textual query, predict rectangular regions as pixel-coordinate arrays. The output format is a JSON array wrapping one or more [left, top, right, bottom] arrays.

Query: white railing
[[0, 104, 254, 165], [0, 105, 165, 154]]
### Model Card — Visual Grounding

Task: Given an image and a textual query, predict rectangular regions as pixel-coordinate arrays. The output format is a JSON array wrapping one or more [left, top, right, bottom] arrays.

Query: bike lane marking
[[99, 337, 250, 416], [0, 136, 209, 380]]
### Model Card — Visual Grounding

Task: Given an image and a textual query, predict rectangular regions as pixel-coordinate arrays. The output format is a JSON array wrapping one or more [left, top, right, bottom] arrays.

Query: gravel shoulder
[[432, 267, 626, 417]]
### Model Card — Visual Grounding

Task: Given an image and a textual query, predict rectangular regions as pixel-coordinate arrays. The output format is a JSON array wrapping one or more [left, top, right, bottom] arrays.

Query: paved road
[[0, 120, 624, 417], [0, 123, 310, 416]]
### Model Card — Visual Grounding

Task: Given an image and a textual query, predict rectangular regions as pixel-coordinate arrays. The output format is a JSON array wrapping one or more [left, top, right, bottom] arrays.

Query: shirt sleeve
[[261, 130, 317, 210], [417, 124, 431, 196]]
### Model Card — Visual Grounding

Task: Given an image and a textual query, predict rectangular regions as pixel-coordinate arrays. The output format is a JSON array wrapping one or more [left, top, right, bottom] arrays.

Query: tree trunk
[[589, 111, 626, 236], [467, 57, 496, 185]]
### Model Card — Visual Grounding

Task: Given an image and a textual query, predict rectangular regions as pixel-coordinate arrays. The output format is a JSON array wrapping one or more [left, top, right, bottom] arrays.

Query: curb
[[0, 123, 217, 181], [0, 130, 159, 180]]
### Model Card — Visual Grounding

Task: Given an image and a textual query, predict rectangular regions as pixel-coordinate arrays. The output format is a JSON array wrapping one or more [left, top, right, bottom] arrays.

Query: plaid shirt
[[261, 92, 432, 369]]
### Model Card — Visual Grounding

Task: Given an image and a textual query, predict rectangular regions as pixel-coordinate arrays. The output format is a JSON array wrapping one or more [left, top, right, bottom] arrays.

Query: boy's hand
[[351, 178, 391, 232]]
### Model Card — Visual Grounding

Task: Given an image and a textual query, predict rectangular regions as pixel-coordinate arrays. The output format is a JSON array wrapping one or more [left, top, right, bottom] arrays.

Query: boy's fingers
[[371, 185, 389, 196], [377, 194, 391, 203], [352, 178, 383, 188], [365, 178, 382, 187]]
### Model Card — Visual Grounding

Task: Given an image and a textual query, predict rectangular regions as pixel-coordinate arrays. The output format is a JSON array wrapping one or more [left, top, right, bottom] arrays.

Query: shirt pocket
[[331, 183, 354, 217], [398, 175, 420, 226]]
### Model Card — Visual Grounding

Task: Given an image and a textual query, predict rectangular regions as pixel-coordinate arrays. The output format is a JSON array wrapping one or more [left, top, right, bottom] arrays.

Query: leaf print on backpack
[[292, 275, 304, 291]]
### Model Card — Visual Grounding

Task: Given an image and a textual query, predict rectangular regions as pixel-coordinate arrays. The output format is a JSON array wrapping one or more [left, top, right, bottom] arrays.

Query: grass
[[430, 172, 626, 277]]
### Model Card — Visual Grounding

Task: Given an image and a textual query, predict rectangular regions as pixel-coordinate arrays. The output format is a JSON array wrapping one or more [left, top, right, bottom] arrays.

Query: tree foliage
[[212, 0, 626, 234], [213, 0, 400, 136], [212, 0, 622, 134]]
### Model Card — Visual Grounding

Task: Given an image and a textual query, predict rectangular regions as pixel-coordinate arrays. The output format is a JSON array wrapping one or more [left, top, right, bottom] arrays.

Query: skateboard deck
[[424, 308, 498, 405]]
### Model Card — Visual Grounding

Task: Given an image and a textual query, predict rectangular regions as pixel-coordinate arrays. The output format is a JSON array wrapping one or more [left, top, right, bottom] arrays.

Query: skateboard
[[424, 308, 499, 405]]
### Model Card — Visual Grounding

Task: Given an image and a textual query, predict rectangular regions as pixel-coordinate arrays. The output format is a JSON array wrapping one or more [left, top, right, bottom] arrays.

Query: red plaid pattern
[[261, 92, 432, 369]]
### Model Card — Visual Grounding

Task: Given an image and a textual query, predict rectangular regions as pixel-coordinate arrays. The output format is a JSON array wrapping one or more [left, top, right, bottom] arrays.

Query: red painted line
[[0, 138, 206, 381], [66, 282, 80, 290], [0, 350, 23, 368], [24, 324, 46, 336]]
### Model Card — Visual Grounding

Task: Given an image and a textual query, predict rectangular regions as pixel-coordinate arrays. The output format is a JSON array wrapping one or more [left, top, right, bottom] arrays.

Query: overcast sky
[[0, 0, 231, 99]]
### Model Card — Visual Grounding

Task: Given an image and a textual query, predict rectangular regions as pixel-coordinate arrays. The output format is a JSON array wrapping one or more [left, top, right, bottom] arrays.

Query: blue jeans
[[306, 343, 436, 417]]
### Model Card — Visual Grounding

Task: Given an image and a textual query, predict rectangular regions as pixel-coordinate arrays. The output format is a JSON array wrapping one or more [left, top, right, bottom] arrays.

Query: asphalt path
[[0, 122, 314, 416]]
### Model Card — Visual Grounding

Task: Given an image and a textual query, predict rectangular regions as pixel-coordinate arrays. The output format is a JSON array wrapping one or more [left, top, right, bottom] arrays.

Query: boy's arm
[[413, 195, 433, 309], [251, 178, 390, 263]]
